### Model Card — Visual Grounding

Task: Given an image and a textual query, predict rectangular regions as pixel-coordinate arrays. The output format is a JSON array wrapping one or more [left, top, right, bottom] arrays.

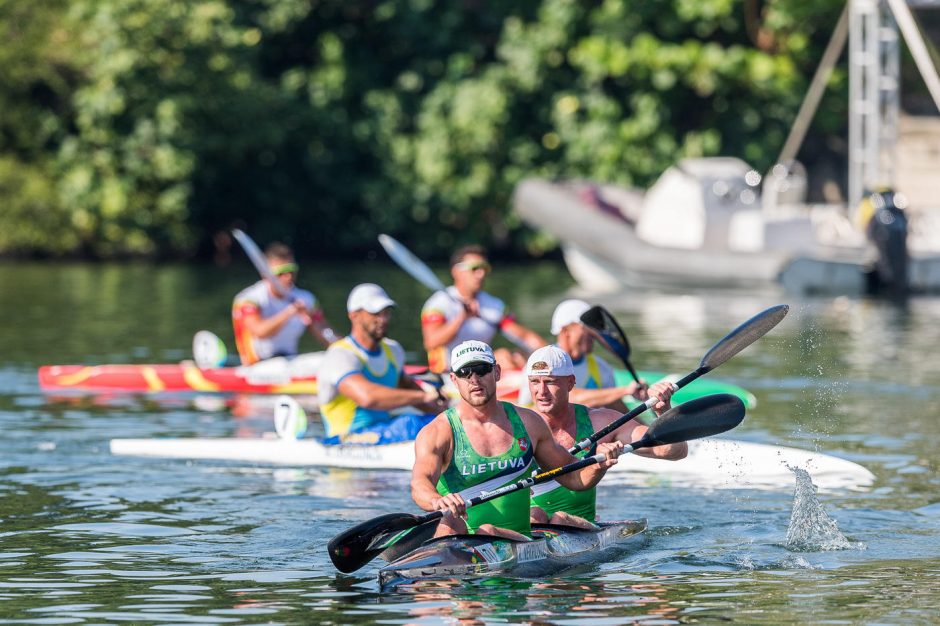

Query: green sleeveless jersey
[[436, 402, 535, 536], [530, 404, 596, 521]]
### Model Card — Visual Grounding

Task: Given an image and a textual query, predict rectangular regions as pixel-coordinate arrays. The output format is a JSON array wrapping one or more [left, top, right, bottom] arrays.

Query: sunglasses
[[453, 362, 494, 379], [454, 260, 491, 273], [272, 262, 299, 276]]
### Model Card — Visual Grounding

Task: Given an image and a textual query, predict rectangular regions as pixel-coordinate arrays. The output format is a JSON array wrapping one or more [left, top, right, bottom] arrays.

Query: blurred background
[[3, 0, 938, 264]]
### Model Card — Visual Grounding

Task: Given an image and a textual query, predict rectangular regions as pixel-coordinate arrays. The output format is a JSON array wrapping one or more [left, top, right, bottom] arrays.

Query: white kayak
[[109, 434, 874, 492]]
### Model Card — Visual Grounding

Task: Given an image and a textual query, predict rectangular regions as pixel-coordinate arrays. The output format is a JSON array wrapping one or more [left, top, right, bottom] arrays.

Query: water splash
[[785, 467, 864, 552]]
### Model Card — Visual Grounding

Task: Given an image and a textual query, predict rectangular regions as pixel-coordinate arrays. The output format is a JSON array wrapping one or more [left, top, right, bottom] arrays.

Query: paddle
[[328, 393, 746, 573], [569, 303, 788, 454], [232, 228, 292, 300], [579, 305, 643, 388], [377, 233, 533, 355]]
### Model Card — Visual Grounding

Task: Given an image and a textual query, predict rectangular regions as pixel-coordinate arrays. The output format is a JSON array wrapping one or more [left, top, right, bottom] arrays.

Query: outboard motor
[[861, 189, 909, 296]]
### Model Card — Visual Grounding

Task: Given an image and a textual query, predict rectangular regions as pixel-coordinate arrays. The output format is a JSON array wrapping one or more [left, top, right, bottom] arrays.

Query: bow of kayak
[[377, 519, 648, 589]]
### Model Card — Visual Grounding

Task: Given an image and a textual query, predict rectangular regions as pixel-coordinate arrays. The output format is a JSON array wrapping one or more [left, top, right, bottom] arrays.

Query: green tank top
[[436, 402, 535, 537], [530, 404, 596, 521]]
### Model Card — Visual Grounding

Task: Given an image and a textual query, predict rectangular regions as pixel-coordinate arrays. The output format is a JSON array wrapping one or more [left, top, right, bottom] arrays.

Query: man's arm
[[421, 306, 467, 351], [568, 386, 633, 411], [239, 301, 309, 339], [336, 373, 439, 411], [307, 307, 339, 348], [398, 372, 449, 414], [411, 417, 464, 516], [519, 407, 622, 491], [596, 381, 687, 460]]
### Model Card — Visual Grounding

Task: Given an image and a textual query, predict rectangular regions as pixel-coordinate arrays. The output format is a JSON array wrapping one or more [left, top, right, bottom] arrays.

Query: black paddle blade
[[328, 512, 425, 573], [580, 305, 642, 382], [699, 305, 789, 372], [642, 393, 745, 446]]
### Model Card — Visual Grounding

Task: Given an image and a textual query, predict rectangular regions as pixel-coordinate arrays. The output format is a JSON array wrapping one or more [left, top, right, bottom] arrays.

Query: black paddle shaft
[[570, 304, 788, 454]]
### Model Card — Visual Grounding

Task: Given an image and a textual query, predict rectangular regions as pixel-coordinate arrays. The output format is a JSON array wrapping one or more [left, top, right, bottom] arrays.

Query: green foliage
[[0, 0, 848, 259]]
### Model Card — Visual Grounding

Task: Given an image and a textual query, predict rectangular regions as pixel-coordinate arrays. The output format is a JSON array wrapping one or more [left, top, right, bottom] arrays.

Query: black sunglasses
[[454, 362, 494, 379]]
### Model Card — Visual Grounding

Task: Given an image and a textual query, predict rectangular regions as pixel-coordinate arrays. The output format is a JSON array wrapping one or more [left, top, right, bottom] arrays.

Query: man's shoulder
[[422, 289, 454, 311], [233, 281, 266, 304]]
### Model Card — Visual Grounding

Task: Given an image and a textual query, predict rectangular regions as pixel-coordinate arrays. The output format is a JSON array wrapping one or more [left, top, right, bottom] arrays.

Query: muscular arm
[[421, 309, 467, 351], [519, 408, 620, 491], [411, 417, 455, 512], [568, 386, 632, 411], [596, 408, 689, 460], [336, 373, 437, 411]]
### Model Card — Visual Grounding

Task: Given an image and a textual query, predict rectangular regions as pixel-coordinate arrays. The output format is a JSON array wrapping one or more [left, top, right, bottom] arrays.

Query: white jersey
[[421, 287, 508, 372], [232, 281, 316, 363], [516, 350, 617, 406]]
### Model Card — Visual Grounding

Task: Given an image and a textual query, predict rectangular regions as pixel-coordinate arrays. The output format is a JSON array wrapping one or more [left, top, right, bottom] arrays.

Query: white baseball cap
[[525, 345, 575, 377], [450, 340, 496, 371], [346, 283, 396, 313], [550, 299, 591, 335]]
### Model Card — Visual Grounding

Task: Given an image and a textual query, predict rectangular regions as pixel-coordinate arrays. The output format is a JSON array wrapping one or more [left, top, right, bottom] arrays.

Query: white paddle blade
[[232, 229, 290, 299], [378, 234, 447, 293], [193, 331, 228, 369], [274, 395, 308, 439]]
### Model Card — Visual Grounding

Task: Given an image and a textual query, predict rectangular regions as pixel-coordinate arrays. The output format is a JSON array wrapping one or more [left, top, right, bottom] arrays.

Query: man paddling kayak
[[411, 340, 625, 541], [318, 283, 448, 443], [516, 299, 647, 411], [232, 242, 338, 365], [421, 245, 545, 373], [525, 345, 687, 529]]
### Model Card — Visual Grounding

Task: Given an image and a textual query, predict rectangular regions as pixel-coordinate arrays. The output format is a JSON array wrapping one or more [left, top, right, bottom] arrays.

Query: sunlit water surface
[[1, 261, 939, 624]]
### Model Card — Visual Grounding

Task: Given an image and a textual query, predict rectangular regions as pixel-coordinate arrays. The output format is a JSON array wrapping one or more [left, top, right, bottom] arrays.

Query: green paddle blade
[[644, 394, 745, 446], [328, 512, 427, 574], [699, 305, 789, 372]]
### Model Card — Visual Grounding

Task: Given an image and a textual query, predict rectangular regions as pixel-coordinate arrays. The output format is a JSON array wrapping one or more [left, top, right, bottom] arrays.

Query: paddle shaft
[[378, 234, 533, 355], [570, 367, 706, 453]]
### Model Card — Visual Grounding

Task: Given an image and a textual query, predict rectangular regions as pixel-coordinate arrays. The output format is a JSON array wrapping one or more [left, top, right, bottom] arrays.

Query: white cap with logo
[[346, 283, 396, 313], [550, 299, 591, 335], [525, 345, 575, 377], [450, 340, 496, 371]]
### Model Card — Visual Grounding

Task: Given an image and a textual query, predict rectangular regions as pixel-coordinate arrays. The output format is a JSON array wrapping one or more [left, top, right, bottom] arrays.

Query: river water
[[1, 260, 939, 624]]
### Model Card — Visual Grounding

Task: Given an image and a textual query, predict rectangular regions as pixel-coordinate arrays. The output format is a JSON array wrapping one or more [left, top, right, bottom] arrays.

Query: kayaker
[[411, 340, 625, 541], [232, 242, 338, 365], [318, 283, 448, 444], [516, 299, 648, 411], [525, 345, 687, 529], [420, 245, 545, 374]]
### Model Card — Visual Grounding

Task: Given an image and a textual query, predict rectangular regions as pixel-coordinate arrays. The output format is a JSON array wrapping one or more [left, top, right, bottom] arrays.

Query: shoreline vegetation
[[5, 0, 923, 262]]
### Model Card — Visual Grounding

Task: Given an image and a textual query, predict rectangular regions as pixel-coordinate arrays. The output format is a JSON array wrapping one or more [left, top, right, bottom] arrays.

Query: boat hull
[[108, 436, 875, 491], [377, 519, 648, 588], [514, 177, 940, 293]]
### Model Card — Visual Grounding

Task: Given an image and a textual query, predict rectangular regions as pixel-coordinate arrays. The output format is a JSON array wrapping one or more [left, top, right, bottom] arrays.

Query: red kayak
[[37, 361, 525, 400]]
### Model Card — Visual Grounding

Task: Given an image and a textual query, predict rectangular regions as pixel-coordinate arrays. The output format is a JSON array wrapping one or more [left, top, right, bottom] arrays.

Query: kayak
[[38, 361, 757, 408], [108, 435, 875, 491], [376, 519, 648, 589]]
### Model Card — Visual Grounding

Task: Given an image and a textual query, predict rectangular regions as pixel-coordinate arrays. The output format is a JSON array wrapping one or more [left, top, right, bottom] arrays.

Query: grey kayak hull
[[378, 519, 648, 588]]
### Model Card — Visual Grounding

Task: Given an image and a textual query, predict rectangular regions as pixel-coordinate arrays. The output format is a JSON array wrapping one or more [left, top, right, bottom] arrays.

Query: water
[[2, 261, 940, 623]]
